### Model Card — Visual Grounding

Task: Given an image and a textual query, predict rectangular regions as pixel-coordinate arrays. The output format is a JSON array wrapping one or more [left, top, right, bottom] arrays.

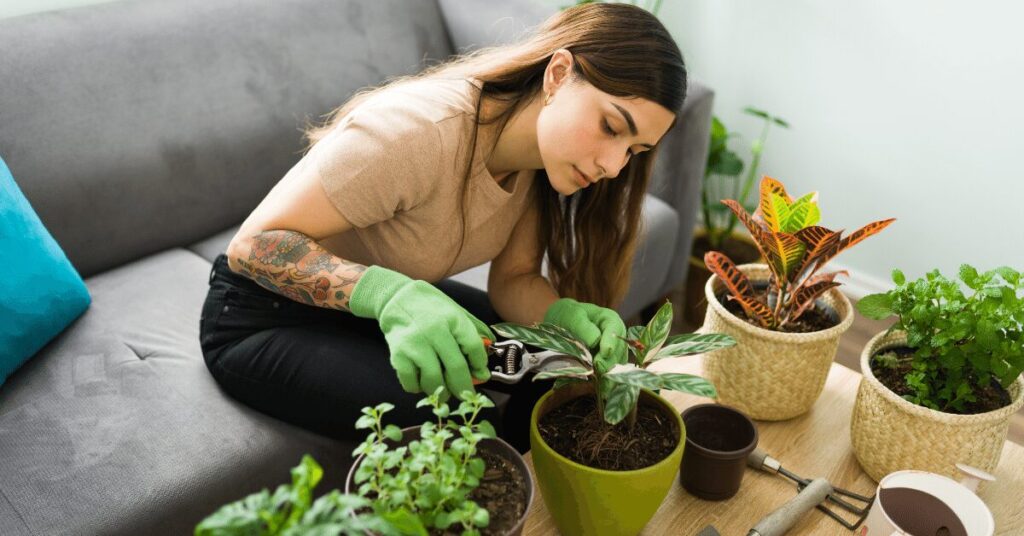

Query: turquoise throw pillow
[[0, 155, 91, 386]]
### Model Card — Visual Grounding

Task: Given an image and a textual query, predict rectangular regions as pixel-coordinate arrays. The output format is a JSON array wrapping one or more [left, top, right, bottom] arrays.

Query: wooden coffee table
[[521, 356, 1024, 535]]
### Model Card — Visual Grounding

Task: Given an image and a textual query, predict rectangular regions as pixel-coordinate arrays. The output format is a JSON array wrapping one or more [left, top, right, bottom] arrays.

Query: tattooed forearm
[[228, 230, 366, 312]]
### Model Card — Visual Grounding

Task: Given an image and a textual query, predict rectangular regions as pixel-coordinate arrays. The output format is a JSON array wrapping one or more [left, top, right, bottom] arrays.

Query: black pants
[[199, 254, 549, 453]]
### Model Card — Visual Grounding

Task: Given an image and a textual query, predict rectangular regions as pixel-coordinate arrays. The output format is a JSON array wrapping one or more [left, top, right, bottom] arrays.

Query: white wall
[[0, 0, 120, 19], [660, 0, 1024, 294]]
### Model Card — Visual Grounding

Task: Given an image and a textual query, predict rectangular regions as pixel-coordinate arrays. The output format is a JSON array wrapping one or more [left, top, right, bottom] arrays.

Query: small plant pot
[[702, 263, 854, 420], [678, 403, 759, 500], [345, 426, 534, 536], [684, 229, 762, 325], [529, 382, 685, 536], [851, 330, 1024, 482]]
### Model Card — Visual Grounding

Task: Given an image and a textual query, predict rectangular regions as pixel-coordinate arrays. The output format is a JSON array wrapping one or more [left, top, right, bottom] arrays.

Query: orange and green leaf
[[794, 225, 842, 277], [721, 199, 771, 259], [787, 280, 842, 324], [817, 218, 896, 268], [764, 232, 806, 283], [704, 251, 776, 328]]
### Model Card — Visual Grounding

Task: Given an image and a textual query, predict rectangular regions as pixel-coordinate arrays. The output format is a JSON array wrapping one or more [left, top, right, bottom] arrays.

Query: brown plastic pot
[[678, 403, 759, 501]]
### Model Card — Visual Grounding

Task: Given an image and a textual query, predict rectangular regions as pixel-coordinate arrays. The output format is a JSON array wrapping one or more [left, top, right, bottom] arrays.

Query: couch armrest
[[648, 80, 714, 298]]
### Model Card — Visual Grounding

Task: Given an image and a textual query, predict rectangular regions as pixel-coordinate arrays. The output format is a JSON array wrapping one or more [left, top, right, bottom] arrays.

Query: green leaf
[[602, 382, 640, 425], [604, 367, 664, 389], [892, 269, 906, 285], [654, 333, 737, 360], [657, 373, 718, 398], [553, 377, 587, 390], [492, 322, 586, 360], [639, 301, 674, 363], [959, 264, 981, 289], [380, 508, 429, 536], [856, 293, 895, 320], [383, 425, 403, 442], [533, 366, 592, 381], [994, 266, 1019, 285]]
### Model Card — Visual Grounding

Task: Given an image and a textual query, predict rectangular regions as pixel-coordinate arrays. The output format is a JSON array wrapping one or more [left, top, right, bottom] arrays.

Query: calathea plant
[[493, 301, 736, 427], [705, 176, 895, 330]]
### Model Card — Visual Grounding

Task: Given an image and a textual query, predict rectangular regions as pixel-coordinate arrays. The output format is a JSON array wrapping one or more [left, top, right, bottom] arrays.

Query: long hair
[[305, 3, 686, 308]]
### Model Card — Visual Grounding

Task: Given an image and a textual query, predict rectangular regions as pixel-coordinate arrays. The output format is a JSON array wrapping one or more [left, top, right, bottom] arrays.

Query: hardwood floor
[[630, 286, 1024, 446]]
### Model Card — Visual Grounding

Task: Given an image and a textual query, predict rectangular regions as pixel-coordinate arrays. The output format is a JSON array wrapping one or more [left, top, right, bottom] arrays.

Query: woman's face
[[537, 50, 677, 196]]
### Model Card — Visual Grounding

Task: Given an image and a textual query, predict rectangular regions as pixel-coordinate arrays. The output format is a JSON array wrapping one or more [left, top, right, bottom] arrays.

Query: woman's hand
[[349, 266, 496, 399], [543, 297, 627, 372]]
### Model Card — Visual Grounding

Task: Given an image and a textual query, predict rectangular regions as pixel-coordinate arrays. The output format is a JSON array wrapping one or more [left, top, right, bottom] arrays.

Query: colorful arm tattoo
[[230, 230, 366, 312]]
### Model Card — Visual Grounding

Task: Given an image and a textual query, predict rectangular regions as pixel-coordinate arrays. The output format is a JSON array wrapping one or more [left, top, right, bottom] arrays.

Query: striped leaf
[[765, 231, 807, 283], [704, 251, 776, 328], [787, 281, 842, 324], [536, 322, 591, 362], [761, 191, 788, 232], [794, 225, 841, 277], [657, 373, 718, 398], [817, 219, 896, 269], [605, 367, 664, 389], [491, 323, 585, 360], [639, 301, 674, 364], [654, 333, 737, 360], [780, 192, 820, 232], [602, 382, 640, 425], [533, 366, 592, 382], [721, 199, 771, 260]]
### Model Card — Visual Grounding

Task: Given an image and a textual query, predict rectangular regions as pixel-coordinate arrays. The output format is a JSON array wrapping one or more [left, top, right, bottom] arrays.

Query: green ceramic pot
[[529, 382, 685, 536]]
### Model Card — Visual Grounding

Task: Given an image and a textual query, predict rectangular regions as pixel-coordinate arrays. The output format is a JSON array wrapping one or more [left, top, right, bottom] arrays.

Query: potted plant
[[684, 108, 789, 325], [701, 176, 895, 420], [195, 389, 533, 536], [492, 301, 736, 535], [852, 265, 1024, 481]]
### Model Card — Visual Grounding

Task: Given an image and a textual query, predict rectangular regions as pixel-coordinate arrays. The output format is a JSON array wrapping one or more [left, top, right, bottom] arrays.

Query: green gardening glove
[[349, 265, 497, 399], [543, 297, 627, 373]]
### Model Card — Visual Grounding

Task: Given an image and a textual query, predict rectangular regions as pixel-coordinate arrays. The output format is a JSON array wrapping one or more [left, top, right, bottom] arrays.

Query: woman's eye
[[602, 119, 617, 136]]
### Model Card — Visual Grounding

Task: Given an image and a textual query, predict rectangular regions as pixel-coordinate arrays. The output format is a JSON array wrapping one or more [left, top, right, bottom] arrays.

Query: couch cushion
[[0, 0, 454, 278], [1, 156, 91, 386], [0, 249, 356, 536]]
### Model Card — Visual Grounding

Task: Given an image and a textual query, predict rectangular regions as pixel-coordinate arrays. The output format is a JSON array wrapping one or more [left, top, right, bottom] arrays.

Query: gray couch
[[0, 0, 712, 534]]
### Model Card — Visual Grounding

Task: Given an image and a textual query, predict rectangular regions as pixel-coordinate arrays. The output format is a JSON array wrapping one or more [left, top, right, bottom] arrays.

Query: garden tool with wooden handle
[[693, 480, 832, 536]]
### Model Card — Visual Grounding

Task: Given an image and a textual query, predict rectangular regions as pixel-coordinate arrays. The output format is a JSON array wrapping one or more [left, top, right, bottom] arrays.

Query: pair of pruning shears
[[473, 338, 580, 384]]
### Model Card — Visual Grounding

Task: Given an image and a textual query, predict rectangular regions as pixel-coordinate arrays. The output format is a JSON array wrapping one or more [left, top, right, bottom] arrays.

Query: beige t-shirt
[[311, 77, 535, 283]]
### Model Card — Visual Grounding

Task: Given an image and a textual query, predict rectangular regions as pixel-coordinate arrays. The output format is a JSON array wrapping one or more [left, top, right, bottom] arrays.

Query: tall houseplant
[[851, 265, 1024, 481], [700, 176, 894, 419], [493, 301, 735, 535], [685, 108, 789, 324]]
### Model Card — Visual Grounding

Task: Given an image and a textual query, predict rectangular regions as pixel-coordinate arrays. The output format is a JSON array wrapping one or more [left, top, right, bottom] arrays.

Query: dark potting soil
[[871, 346, 1012, 414], [717, 286, 839, 333], [537, 395, 677, 471], [453, 448, 529, 536], [693, 235, 761, 264]]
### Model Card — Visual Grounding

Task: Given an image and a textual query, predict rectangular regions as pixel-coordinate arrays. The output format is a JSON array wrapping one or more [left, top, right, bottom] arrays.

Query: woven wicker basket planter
[[701, 264, 854, 421], [851, 330, 1024, 482]]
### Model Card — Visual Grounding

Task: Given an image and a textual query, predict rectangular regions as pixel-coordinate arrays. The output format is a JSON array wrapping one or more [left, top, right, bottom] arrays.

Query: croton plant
[[705, 176, 895, 330], [492, 302, 736, 427]]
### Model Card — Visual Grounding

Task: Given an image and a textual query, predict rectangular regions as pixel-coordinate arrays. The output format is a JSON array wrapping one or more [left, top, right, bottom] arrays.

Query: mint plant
[[493, 301, 735, 427], [857, 265, 1024, 412], [195, 389, 498, 536]]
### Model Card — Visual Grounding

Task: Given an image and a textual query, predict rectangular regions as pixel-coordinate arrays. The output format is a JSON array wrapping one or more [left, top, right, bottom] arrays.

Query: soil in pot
[[537, 395, 677, 471], [458, 448, 529, 536], [717, 285, 840, 333], [870, 346, 1013, 415]]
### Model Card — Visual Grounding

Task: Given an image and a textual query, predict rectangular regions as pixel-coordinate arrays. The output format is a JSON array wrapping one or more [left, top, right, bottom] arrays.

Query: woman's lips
[[573, 166, 590, 188]]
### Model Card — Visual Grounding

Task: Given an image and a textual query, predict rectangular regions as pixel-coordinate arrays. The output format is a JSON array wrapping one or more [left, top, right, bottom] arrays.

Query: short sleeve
[[311, 101, 443, 229]]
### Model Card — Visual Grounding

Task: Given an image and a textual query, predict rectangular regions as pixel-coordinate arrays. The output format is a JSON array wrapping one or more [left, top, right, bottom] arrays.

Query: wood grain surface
[[521, 357, 1024, 535]]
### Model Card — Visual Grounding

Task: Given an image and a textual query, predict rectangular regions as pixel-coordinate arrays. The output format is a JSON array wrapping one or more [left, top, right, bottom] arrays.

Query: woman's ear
[[543, 49, 574, 97]]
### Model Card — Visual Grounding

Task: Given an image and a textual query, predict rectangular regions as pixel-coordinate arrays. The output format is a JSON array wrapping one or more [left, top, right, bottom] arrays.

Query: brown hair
[[305, 3, 686, 308]]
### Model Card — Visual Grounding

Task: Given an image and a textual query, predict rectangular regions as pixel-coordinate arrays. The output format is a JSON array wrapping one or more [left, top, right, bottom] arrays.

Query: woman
[[199, 3, 685, 453]]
